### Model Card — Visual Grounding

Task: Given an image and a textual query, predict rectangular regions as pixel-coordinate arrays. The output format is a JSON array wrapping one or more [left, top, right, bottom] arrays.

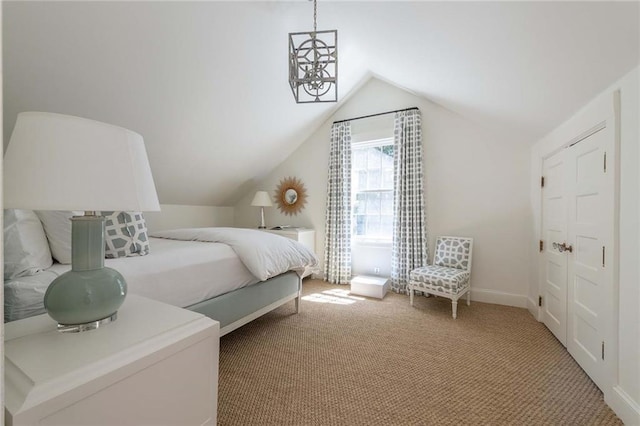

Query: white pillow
[[35, 211, 84, 264], [4, 209, 53, 279]]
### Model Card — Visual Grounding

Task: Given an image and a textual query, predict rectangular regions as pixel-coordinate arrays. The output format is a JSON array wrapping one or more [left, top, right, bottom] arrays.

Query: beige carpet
[[218, 280, 621, 425]]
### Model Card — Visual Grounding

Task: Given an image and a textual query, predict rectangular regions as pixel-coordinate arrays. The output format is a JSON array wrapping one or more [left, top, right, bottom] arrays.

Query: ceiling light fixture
[[288, 0, 337, 103]]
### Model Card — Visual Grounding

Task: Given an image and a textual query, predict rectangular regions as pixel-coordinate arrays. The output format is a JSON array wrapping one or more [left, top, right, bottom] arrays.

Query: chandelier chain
[[313, 0, 317, 33]]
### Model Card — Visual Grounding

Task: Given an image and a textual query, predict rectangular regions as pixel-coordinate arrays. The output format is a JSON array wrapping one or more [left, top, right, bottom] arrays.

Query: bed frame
[[186, 271, 302, 336], [147, 206, 306, 336]]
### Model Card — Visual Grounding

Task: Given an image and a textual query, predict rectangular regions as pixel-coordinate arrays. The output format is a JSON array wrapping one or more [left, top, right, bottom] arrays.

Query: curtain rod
[[333, 107, 419, 124]]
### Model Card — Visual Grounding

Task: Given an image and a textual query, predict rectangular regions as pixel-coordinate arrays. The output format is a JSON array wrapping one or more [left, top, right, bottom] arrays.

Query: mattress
[[5, 237, 259, 322]]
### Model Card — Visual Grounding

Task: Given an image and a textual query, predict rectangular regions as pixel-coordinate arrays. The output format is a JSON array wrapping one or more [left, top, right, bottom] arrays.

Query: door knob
[[560, 242, 573, 253], [553, 242, 573, 253]]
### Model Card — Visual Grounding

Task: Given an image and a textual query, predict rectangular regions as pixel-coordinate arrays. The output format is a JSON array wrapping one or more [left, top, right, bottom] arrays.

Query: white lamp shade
[[251, 191, 272, 207], [4, 112, 160, 212]]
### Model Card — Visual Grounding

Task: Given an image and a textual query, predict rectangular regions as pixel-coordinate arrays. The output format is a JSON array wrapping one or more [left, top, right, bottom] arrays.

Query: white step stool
[[350, 275, 390, 299]]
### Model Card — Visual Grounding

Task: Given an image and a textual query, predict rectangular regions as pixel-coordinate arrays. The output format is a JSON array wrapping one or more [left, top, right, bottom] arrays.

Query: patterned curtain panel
[[391, 110, 428, 293], [323, 122, 352, 284]]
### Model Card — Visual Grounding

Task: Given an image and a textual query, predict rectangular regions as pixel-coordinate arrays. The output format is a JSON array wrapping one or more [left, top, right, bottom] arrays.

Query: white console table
[[5, 295, 219, 426]]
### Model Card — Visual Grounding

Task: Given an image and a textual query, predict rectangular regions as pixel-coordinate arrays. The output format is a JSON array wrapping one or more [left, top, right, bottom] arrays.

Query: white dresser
[[5, 295, 219, 426]]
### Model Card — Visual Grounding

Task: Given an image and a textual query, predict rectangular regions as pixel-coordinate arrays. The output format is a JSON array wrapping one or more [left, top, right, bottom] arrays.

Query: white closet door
[[565, 126, 610, 391], [541, 150, 568, 345]]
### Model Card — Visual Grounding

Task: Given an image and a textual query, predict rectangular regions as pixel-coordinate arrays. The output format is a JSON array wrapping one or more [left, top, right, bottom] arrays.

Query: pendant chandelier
[[288, 0, 338, 103]]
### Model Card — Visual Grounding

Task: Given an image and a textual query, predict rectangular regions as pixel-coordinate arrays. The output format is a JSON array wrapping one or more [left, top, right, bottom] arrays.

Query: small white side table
[[263, 227, 315, 253], [5, 295, 219, 426], [263, 228, 317, 277]]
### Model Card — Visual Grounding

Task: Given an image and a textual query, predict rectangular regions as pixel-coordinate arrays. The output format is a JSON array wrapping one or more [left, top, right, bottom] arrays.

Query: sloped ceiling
[[3, 1, 639, 206]]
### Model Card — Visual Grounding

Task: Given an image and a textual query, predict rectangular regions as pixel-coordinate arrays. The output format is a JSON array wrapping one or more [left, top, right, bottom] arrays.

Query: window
[[352, 138, 394, 242]]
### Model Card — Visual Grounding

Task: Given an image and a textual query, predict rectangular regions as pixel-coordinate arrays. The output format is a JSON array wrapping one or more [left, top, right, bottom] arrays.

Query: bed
[[4, 218, 317, 336]]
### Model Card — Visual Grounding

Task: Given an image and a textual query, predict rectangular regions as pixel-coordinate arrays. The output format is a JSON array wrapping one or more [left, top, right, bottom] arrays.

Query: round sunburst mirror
[[274, 176, 308, 216]]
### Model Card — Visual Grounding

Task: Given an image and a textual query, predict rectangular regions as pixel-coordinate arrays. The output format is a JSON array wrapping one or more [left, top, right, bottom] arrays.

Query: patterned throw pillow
[[98, 211, 150, 258]]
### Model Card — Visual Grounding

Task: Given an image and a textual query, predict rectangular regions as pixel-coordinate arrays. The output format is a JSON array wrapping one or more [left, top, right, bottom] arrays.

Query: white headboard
[[144, 204, 234, 232]]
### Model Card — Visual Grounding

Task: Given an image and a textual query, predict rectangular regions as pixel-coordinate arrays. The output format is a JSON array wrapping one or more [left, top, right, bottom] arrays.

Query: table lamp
[[251, 191, 272, 229], [3, 112, 160, 332]]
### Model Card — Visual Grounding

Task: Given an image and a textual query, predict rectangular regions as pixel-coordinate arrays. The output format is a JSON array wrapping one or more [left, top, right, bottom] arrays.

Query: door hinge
[[539, 240, 544, 252], [602, 341, 605, 360], [604, 152, 607, 173], [602, 246, 606, 267], [538, 295, 543, 307], [541, 176, 545, 188]]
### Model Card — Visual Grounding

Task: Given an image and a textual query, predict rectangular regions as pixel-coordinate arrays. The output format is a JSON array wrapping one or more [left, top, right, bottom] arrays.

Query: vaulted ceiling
[[3, 1, 639, 205]]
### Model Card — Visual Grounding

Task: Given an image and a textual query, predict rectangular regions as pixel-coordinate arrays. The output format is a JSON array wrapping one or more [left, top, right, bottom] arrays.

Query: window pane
[[354, 215, 366, 236], [381, 191, 393, 215], [382, 167, 393, 189], [381, 215, 393, 238], [354, 149, 367, 169], [366, 192, 381, 214], [368, 169, 381, 190], [366, 215, 381, 237], [377, 145, 394, 160], [354, 193, 367, 214], [358, 170, 368, 191], [367, 148, 381, 170]]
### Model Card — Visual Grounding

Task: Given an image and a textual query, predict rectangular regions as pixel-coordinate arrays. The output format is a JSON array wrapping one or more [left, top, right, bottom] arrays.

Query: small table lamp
[[251, 191, 272, 229], [3, 112, 160, 332]]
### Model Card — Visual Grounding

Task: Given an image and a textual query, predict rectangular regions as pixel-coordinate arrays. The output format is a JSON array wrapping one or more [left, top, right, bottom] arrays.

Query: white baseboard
[[606, 386, 640, 425], [470, 288, 528, 308]]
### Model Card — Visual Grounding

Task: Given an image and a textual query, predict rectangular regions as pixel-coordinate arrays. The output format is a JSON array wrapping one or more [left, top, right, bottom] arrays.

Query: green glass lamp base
[[43, 215, 127, 332], [44, 267, 127, 329]]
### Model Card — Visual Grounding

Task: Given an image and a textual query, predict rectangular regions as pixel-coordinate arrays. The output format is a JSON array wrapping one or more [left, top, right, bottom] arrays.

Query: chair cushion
[[409, 265, 470, 294]]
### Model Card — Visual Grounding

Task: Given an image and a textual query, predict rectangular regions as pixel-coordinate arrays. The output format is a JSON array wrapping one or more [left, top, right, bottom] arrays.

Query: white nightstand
[[5, 295, 219, 426], [263, 228, 317, 278], [263, 227, 315, 252]]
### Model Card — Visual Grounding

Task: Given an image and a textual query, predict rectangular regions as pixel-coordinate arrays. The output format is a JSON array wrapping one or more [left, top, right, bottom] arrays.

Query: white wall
[[145, 204, 234, 233], [235, 77, 531, 307], [1, 1, 338, 207], [529, 67, 640, 424]]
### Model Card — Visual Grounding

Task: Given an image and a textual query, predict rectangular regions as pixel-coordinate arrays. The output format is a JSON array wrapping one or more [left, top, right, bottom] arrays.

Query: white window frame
[[351, 137, 394, 246]]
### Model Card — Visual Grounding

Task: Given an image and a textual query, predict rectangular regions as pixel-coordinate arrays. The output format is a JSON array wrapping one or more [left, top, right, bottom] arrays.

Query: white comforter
[[151, 227, 318, 281]]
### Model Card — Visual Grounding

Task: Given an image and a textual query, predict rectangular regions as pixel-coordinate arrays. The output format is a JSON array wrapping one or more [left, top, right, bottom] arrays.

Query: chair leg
[[409, 288, 414, 306], [452, 300, 458, 319], [467, 290, 471, 306]]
